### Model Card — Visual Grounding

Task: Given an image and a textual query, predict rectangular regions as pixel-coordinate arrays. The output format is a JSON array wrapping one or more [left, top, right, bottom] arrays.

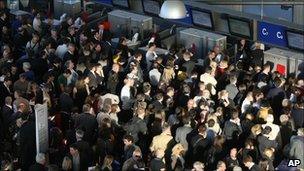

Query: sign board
[[35, 103, 49, 154], [258, 21, 287, 47]]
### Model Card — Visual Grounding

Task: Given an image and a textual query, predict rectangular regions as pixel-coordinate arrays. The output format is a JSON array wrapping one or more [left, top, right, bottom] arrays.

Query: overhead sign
[[35, 103, 49, 154], [258, 21, 287, 47]]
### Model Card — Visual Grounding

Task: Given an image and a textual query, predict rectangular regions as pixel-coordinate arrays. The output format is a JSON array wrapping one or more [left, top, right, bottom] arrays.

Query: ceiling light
[[159, 0, 187, 19]]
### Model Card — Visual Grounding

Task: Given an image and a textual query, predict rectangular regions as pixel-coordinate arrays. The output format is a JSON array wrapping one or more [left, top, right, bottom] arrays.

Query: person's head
[[230, 148, 237, 158], [123, 135, 134, 146], [263, 148, 274, 159], [262, 126, 272, 136], [69, 144, 79, 156], [243, 156, 254, 168], [279, 114, 289, 125], [82, 104, 91, 114], [198, 124, 207, 137], [162, 122, 171, 134], [232, 166, 242, 171], [258, 158, 269, 171], [68, 43, 75, 53], [297, 128, 304, 136], [229, 75, 237, 85], [23, 62, 31, 71], [63, 69, 71, 78], [103, 155, 114, 167], [148, 42, 156, 50], [187, 99, 195, 109], [207, 119, 216, 128], [5, 96, 12, 105], [216, 161, 226, 171], [62, 156, 72, 171], [213, 45, 221, 54], [166, 87, 174, 96], [132, 147, 142, 160], [251, 124, 262, 136], [4, 76, 12, 86], [183, 51, 192, 61], [213, 135, 225, 149], [155, 148, 165, 159], [263, 63, 271, 73], [75, 129, 84, 141], [172, 143, 185, 156], [65, 60, 74, 70], [32, 33, 39, 43], [134, 52, 143, 61], [192, 161, 205, 171], [244, 138, 254, 149], [155, 92, 163, 102], [231, 109, 239, 120], [266, 114, 274, 123], [273, 77, 283, 87]]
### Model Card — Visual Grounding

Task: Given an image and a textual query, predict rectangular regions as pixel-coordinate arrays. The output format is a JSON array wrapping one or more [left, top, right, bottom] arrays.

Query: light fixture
[[159, 0, 187, 19], [19, 0, 29, 7]]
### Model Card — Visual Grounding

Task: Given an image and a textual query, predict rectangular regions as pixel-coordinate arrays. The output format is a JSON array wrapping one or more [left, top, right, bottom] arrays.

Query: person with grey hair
[[22, 62, 35, 81], [289, 128, 304, 170], [29, 153, 47, 171], [192, 161, 205, 171], [233, 166, 242, 171]]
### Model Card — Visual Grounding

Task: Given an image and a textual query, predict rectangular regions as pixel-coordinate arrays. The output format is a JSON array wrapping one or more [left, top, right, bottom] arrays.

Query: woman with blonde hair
[[161, 64, 175, 85], [249, 124, 262, 139], [102, 155, 114, 171], [171, 143, 185, 170], [62, 156, 72, 171]]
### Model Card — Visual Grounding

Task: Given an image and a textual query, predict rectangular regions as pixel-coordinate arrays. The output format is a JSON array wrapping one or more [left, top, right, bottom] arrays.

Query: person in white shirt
[[32, 13, 42, 33], [146, 42, 157, 71], [200, 66, 217, 95], [120, 76, 135, 110], [241, 92, 254, 114], [55, 38, 69, 59], [149, 64, 161, 87]]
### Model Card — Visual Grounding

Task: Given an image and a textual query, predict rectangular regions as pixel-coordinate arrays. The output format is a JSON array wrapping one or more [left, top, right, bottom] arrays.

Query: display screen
[[142, 0, 160, 15], [228, 17, 252, 39], [191, 9, 213, 29], [112, 0, 129, 8], [286, 30, 304, 51]]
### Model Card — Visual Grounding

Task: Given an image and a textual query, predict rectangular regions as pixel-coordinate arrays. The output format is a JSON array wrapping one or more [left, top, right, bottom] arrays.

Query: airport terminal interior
[[0, 0, 303, 170]]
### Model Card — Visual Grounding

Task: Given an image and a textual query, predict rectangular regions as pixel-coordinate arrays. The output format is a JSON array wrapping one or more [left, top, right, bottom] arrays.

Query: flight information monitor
[[286, 30, 304, 51], [228, 16, 252, 39], [142, 0, 161, 16], [191, 9, 213, 30], [112, 0, 130, 8]]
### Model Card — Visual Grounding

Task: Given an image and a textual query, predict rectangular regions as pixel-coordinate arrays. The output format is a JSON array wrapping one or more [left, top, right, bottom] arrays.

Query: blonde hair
[[251, 124, 262, 136], [102, 155, 114, 170], [161, 67, 175, 84], [62, 156, 72, 171], [172, 143, 185, 156]]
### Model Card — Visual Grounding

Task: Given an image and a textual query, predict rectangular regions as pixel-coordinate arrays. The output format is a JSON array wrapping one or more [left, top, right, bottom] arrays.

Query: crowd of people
[[0, 2, 304, 171]]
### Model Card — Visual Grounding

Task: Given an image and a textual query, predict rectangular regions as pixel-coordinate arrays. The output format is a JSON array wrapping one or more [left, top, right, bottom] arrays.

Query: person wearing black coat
[[19, 114, 36, 171], [0, 77, 12, 106], [1, 96, 13, 140], [257, 126, 278, 155], [189, 125, 210, 164], [74, 104, 98, 145], [243, 156, 261, 171]]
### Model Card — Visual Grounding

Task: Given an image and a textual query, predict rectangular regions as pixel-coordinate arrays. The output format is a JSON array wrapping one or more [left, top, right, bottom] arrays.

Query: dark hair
[[262, 126, 272, 135], [123, 134, 134, 143], [198, 124, 207, 134], [273, 77, 282, 87], [207, 119, 215, 127], [243, 155, 253, 163], [148, 42, 156, 48]]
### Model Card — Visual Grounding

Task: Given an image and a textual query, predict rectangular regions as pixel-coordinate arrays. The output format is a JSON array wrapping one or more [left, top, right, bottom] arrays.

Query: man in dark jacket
[[189, 124, 210, 163], [19, 113, 36, 171], [223, 110, 242, 148], [257, 126, 278, 154], [0, 77, 12, 106], [74, 104, 98, 145], [1, 96, 13, 139], [243, 156, 261, 171]]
